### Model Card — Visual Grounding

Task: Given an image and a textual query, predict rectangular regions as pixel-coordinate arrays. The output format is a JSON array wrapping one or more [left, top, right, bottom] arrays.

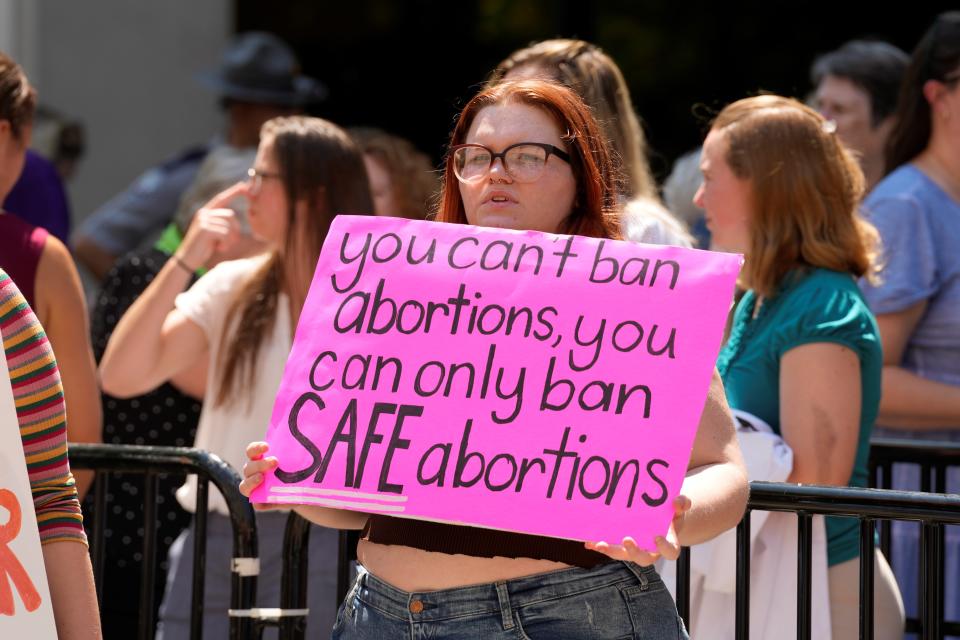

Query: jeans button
[[409, 599, 424, 614]]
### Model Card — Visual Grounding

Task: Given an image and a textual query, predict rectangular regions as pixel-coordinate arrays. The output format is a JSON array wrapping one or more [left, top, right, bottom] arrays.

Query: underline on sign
[[267, 495, 407, 512], [269, 487, 409, 502]]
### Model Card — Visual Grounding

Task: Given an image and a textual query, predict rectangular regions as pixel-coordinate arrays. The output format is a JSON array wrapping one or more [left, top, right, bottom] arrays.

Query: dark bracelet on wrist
[[172, 254, 197, 274]]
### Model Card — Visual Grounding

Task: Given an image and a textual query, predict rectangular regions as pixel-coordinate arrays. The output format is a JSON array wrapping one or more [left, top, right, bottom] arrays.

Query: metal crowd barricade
[[274, 456, 960, 640], [70, 443, 260, 640], [869, 438, 960, 637], [670, 482, 960, 640], [282, 484, 960, 640], [869, 437, 960, 553]]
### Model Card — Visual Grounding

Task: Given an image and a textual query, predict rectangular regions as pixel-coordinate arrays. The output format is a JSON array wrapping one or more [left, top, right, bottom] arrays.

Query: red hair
[[711, 95, 878, 296], [436, 79, 621, 240]]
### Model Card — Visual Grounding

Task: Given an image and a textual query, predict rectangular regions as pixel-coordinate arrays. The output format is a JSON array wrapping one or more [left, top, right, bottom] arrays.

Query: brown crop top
[[362, 515, 612, 569]]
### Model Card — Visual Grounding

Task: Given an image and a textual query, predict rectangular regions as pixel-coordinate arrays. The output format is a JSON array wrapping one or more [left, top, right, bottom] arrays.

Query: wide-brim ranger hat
[[196, 31, 328, 106]]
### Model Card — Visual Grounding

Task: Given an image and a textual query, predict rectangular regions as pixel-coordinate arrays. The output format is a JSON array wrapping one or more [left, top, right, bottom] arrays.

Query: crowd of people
[[0, 10, 957, 640]]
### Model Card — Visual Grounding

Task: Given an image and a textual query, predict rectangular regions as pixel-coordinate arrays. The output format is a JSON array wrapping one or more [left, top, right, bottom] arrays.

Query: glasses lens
[[505, 145, 547, 182], [454, 146, 491, 182]]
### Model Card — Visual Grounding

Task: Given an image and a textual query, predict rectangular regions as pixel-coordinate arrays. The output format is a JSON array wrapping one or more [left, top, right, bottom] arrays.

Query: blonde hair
[[488, 39, 657, 202], [711, 95, 879, 297]]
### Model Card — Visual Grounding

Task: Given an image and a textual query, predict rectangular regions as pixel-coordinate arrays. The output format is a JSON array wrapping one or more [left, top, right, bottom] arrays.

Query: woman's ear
[[923, 79, 948, 117], [0, 119, 12, 147]]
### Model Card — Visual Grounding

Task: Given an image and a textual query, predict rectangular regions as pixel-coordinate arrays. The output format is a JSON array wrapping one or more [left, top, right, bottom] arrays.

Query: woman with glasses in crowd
[[859, 11, 960, 628], [100, 116, 374, 639], [241, 79, 748, 639], [697, 94, 904, 638]]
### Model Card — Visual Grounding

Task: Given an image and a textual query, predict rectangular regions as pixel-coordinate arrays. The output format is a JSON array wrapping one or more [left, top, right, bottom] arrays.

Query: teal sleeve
[[774, 283, 877, 359]]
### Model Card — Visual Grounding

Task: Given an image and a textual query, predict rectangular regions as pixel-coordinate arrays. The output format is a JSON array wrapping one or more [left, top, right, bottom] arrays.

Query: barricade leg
[[859, 519, 875, 640], [91, 474, 108, 604], [921, 523, 944, 640], [797, 513, 812, 640], [139, 473, 158, 640], [676, 546, 690, 629], [280, 512, 311, 640], [192, 477, 209, 640], [736, 511, 751, 640]]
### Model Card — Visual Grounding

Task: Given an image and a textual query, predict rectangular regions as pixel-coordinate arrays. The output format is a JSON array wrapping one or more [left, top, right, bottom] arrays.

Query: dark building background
[[237, 1, 955, 181]]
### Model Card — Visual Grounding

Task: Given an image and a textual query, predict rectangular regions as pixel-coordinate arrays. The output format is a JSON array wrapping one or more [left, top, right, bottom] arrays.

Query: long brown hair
[[436, 79, 621, 240], [711, 95, 879, 297], [216, 116, 374, 406], [487, 39, 658, 202], [885, 12, 960, 172]]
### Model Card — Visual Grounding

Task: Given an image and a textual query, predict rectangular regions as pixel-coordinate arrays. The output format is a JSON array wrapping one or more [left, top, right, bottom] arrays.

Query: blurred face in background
[[245, 137, 289, 244], [814, 74, 893, 168], [364, 154, 396, 217], [694, 129, 752, 254]]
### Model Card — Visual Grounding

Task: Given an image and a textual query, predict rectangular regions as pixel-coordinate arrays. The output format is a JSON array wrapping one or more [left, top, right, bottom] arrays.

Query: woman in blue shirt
[[695, 94, 904, 638], [860, 12, 960, 632]]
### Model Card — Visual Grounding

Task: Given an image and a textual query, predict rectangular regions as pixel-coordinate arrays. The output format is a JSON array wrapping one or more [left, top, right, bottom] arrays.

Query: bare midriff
[[357, 539, 572, 592]]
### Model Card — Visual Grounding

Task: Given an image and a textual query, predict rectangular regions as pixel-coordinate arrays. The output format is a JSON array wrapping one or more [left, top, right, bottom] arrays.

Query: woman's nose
[[693, 183, 705, 208], [488, 156, 511, 181]]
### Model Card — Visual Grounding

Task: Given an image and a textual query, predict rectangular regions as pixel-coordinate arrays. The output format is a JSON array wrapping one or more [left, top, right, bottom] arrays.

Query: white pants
[[828, 551, 904, 640]]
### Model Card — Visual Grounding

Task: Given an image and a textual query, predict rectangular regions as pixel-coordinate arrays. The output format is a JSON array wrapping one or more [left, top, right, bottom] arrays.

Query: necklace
[[717, 271, 806, 377]]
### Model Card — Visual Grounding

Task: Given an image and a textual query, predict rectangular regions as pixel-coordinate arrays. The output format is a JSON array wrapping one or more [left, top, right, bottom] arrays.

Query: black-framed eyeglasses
[[246, 167, 282, 193], [450, 142, 571, 183]]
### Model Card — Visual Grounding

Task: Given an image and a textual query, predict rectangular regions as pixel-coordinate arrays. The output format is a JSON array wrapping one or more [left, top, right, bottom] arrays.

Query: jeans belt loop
[[495, 581, 515, 630], [623, 561, 650, 590]]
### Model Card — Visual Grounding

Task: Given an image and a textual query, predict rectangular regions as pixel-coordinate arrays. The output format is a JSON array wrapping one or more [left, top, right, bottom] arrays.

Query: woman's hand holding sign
[[241, 442, 370, 529], [585, 495, 689, 565], [240, 442, 283, 511]]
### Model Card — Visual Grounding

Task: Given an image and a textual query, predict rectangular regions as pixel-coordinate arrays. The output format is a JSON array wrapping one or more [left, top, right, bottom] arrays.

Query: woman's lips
[[481, 191, 518, 209]]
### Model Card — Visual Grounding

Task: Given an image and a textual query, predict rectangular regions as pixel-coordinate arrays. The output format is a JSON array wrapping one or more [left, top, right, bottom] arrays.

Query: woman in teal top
[[718, 269, 880, 561], [694, 95, 904, 639]]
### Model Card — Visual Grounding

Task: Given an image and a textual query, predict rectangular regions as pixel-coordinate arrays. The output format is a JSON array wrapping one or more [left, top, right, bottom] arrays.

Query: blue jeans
[[332, 561, 688, 639]]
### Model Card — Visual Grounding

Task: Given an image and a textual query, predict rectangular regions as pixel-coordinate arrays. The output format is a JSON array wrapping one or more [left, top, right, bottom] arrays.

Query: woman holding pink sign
[[100, 117, 375, 638], [241, 79, 749, 639]]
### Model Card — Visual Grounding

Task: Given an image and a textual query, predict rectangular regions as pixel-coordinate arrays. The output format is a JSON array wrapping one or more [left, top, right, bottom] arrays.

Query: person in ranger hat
[[74, 31, 326, 282]]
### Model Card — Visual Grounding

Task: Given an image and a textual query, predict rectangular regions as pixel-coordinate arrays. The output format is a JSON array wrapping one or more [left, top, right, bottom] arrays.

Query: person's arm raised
[[587, 369, 749, 564], [100, 183, 246, 398]]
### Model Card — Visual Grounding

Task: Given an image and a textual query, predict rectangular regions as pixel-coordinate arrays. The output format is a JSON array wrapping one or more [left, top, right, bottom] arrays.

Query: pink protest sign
[[252, 215, 741, 548]]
